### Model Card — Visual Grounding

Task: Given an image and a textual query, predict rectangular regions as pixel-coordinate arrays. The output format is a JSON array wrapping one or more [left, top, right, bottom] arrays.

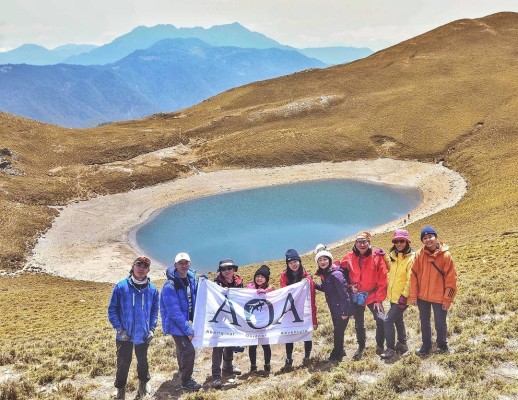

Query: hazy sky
[[1, 0, 517, 52]]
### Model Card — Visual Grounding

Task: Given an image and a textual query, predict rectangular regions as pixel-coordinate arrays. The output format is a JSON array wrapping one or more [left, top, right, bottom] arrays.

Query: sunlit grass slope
[[0, 12, 517, 399]]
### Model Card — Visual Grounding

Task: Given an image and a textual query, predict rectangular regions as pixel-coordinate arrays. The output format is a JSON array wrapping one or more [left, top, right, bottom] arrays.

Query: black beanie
[[254, 264, 271, 282], [285, 249, 301, 265]]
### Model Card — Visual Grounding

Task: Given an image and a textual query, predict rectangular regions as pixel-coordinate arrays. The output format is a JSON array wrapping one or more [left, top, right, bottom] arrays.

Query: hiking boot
[[352, 347, 365, 361], [250, 364, 257, 372], [115, 387, 125, 400], [381, 348, 396, 360], [415, 347, 431, 357], [264, 364, 271, 373], [327, 350, 345, 362], [222, 366, 241, 376], [137, 381, 151, 398], [395, 341, 409, 354], [283, 358, 293, 369], [212, 378, 222, 389], [181, 378, 201, 392], [436, 345, 453, 354], [376, 346, 384, 355], [302, 357, 311, 366]]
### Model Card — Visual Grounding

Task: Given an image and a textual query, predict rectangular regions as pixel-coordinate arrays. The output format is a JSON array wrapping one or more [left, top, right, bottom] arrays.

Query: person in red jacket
[[340, 231, 388, 360], [280, 249, 317, 368], [410, 226, 457, 356]]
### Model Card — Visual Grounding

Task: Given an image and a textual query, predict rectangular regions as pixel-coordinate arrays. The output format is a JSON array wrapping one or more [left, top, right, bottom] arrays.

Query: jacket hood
[[424, 241, 449, 255], [166, 266, 176, 280]]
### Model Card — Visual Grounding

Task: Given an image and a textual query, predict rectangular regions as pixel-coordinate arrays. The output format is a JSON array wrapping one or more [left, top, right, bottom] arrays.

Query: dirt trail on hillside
[[26, 159, 466, 283]]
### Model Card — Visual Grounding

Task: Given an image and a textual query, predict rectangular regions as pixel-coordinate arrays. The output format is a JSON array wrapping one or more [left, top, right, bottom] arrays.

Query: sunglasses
[[393, 239, 407, 244], [134, 262, 149, 267], [220, 266, 235, 272]]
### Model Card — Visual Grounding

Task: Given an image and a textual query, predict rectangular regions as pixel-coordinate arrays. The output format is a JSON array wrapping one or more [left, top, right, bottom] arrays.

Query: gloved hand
[[398, 295, 408, 309], [118, 330, 130, 341], [199, 274, 208, 280], [146, 330, 154, 344], [374, 248, 386, 256], [257, 288, 266, 294]]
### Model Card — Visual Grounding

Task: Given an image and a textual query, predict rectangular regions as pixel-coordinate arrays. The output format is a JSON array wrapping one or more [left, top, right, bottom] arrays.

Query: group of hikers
[[107, 225, 458, 398]]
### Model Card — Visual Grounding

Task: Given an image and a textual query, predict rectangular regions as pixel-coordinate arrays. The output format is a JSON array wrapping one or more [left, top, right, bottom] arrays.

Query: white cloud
[[1, 0, 517, 52]]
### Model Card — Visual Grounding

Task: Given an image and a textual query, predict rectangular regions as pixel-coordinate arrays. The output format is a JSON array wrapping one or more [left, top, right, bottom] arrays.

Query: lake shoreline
[[26, 159, 467, 283], [132, 178, 423, 270]]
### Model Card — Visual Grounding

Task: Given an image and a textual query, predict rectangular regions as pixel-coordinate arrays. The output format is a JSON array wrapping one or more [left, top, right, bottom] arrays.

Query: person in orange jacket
[[410, 226, 457, 356], [340, 231, 388, 360]]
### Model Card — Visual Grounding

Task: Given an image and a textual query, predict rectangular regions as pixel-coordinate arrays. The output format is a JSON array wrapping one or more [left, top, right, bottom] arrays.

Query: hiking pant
[[211, 347, 234, 379], [285, 341, 312, 360], [384, 303, 407, 350], [417, 299, 448, 349], [331, 316, 350, 357], [248, 345, 272, 366], [114, 340, 150, 388], [172, 335, 195, 384], [352, 302, 385, 348]]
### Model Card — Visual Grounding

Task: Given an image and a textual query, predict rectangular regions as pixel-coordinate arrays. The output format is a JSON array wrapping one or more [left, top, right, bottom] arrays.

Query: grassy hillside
[[0, 12, 517, 399]]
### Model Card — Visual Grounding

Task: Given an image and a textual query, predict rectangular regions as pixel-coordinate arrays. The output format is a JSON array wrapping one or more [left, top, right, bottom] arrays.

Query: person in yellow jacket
[[380, 230, 415, 360], [410, 226, 457, 356]]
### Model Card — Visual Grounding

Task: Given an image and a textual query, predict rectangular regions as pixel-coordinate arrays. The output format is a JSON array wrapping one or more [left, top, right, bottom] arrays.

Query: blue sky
[[1, 0, 517, 52]]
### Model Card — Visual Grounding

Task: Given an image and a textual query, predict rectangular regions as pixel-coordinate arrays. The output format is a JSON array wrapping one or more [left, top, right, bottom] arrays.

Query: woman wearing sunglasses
[[211, 259, 243, 389], [380, 229, 415, 360]]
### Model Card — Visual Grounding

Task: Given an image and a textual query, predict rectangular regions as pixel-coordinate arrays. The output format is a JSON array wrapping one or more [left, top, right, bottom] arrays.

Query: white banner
[[192, 278, 313, 348]]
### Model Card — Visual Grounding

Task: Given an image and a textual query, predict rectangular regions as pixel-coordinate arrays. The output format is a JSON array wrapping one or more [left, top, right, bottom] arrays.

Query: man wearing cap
[[340, 231, 388, 360], [108, 256, 159, 400], [211, 259, 243, 389], [410, 226, 457, 356], [160, 252, 201, 392]]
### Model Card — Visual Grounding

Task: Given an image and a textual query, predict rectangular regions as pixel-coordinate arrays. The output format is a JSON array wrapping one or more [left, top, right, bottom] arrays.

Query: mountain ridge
[[0, 22, 372, 66], [0, 38, 325, 127]]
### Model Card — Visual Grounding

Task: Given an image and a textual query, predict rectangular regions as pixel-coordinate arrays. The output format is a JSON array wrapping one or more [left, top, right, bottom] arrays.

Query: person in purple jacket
[[314, 244, 353, 362]]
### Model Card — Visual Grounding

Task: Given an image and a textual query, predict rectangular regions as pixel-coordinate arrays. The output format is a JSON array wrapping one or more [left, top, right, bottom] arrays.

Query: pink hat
[[392, 229, 411, 243]]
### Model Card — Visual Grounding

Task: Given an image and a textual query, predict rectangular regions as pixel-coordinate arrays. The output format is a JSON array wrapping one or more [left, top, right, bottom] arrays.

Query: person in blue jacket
[[160, 252, 202, 392], [108, 256, 159, 400], [314, 244, 353, 362]]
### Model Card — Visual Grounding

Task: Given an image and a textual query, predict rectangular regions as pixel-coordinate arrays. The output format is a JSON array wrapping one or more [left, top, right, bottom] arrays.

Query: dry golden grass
[[0, 11, 517, 399]]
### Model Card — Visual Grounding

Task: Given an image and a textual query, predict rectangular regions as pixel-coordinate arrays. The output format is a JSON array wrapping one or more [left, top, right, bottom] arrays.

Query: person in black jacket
[[211, 259, 243, 389]]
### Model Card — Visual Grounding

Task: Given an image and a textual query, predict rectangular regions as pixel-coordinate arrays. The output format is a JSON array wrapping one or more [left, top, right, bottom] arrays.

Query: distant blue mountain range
[[0, 22, 373, 127], [0, 38, 325, 127], [0, 22, 372, 66], [0, 44, 98, 65]]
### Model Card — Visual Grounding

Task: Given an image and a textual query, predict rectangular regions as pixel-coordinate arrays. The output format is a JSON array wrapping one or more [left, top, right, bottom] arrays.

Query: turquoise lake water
[[135, 179, 421, 273]]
